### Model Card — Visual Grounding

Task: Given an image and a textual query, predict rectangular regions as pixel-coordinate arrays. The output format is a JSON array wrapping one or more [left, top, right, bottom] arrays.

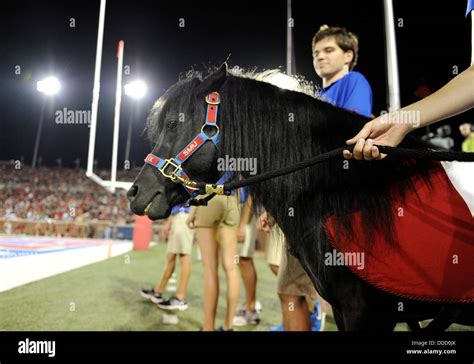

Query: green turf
[[0, 242, 337, 331], [0, 242, 470, 331]]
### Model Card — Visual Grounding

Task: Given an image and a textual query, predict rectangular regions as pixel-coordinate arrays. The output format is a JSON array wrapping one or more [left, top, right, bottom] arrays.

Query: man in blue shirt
[[272, 25, 374, 332], [313, 25, 373, 117]]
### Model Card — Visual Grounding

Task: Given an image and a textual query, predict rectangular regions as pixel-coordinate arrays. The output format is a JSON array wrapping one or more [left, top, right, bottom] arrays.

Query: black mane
[[139, 68, 473, 332], [218, 73, 434, 280], [146, 70, 435, 281]]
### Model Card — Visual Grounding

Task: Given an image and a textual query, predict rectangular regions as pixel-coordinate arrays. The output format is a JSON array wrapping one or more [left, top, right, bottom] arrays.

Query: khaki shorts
[[268, 225, 317, 297], [265, 224, 284, 267], [194, 194, 240, 228], [278, 243, 317, 297], [166, 213, 195, 255], [239, 214, 257, 258]]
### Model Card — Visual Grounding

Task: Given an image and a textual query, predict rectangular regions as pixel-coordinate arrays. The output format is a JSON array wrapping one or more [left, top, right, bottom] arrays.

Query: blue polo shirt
[[467, 0, 474, 16], [319, 71, 373, 117]]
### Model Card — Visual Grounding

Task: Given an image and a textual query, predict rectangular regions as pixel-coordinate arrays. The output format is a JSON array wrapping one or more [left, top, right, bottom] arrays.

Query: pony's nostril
[[127, 185, 139, 201]]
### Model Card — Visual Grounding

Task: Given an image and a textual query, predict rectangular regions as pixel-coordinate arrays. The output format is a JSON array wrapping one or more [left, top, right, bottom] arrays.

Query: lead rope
[[185, 144, 474, 205]]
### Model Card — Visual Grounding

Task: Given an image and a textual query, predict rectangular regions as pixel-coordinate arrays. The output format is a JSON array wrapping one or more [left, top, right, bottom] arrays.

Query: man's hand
[[237, 224, 246, 243], [343, 116, 412, 161], [256, 211, 274, 233], [161, 219, 171, 240], [186, 213, 196, 229]]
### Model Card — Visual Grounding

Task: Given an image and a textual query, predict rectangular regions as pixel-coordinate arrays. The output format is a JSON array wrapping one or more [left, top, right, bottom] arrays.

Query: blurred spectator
[[459, 123, 474, 152], [0, 164, 137, 224]]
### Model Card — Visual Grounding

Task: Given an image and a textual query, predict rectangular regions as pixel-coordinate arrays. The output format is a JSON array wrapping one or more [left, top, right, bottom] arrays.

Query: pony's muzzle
[[127, 182, 168, 220], [127, 184, 139, 202]]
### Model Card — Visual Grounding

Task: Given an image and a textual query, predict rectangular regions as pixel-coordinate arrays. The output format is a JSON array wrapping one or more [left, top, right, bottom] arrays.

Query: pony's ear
[[197, 63, 228, 94]]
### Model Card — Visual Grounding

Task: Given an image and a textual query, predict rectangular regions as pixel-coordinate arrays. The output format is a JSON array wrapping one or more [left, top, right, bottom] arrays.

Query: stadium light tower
[[123, 80, 147, 167], [124, 80, 147, 100], [36, 76, 61, 96], [32, 76, 62, 168]]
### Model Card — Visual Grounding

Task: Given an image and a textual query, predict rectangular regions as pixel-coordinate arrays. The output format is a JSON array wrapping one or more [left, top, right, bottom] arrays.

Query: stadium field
[[1, 240, 472, 331]]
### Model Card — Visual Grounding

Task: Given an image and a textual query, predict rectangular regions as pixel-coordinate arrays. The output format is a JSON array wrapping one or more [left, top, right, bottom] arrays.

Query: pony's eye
[[167, 120, 177, 129]]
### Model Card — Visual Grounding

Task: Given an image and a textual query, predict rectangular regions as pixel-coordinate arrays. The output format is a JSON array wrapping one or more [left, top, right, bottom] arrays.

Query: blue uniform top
[[467, 0, 474, 16], [171, 205, 190, 215], [319, 71, 373, 118], [219, 171, 237, 196], [239, 187, 248, 204]]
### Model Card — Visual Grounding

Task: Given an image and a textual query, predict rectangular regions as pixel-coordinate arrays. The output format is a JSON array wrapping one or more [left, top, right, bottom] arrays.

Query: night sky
[[1, 0, 472, 168]]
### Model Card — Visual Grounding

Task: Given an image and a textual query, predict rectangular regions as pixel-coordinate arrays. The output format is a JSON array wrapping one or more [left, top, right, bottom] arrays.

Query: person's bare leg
[[314, 292, 333, 317], [219, 227, 240, 330], [155, 253, 176, 293], [279, 294, 311, 331], [175, 254, 191, 301], [197, 228, 219, 331], [238, 257, 256, 311], [269, 264, 279, 276], [305, 295, 315, 313]]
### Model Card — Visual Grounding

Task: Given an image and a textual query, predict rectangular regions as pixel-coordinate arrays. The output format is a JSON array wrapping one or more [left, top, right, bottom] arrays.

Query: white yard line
[[0, 237, 133, 292]]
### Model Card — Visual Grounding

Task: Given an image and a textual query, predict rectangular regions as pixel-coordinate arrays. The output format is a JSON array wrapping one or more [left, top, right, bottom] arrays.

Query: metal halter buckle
[[159, 159, 181, 182], [205, 184, 225, 195], [205, 93, 220, 105], [201, 123, 220, 138]]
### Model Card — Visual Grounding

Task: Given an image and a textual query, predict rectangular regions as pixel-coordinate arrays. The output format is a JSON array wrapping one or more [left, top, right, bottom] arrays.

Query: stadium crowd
[[0, 164, 136, 225]]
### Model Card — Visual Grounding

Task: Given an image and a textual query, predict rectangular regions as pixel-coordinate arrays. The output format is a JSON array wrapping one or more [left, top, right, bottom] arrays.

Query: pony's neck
[[220, 76, 359, 183]]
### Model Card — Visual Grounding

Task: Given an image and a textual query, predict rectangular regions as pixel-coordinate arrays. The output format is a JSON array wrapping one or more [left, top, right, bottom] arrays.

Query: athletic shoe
[[140, 288, 163, 304], [270, 323, 284, 331], [217, 325, 233, 331], [233, 307, 260, 326], [157, 296, 188, 311], [310, 301, 326, 331]]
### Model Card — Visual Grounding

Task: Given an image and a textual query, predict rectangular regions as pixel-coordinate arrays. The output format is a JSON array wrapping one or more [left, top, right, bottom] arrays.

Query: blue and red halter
[[144, 92, 228, 197]]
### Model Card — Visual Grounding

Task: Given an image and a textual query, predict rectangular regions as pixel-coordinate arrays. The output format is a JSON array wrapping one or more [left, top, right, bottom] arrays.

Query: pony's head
[[127, 64, 228, 220]]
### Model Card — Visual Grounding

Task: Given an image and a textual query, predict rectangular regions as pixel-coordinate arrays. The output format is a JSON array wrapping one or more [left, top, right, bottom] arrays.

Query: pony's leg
[[332, 307, 345, 332], [423, 305, 462, 332], [341, 306, 397, 332], [406, 320, 422, 331]]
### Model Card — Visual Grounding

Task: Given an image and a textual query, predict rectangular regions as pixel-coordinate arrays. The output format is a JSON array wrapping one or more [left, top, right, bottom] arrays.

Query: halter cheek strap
[[144, 91, 225, 197]]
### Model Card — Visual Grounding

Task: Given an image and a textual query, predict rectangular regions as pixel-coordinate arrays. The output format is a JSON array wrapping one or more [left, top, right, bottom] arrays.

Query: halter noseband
[[144, 92, 227, 199]]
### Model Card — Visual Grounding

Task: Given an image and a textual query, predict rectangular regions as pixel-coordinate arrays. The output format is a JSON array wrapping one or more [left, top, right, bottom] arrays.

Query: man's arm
[[186, 206, 197, 229], [239, 196, 253, 226], [344, 65, 474, 160], [395, 65, 474, 128]]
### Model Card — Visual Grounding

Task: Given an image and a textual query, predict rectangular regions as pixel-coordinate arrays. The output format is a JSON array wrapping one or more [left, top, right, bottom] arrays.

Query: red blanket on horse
[[326, 162, 474, 303]]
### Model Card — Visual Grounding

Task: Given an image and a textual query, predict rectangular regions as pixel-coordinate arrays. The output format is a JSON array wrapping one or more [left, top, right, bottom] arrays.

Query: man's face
[[313, 36, 353, 80], [459, 123, 472, 137]]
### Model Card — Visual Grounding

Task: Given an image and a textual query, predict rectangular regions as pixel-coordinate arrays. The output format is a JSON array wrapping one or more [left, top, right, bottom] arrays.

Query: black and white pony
[[127, 64, 474, 331]]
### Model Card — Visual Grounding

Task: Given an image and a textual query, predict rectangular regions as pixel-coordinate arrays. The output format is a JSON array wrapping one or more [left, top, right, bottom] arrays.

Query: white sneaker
[[157, 296, 188, 311], [232, 307, 260, 326]]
